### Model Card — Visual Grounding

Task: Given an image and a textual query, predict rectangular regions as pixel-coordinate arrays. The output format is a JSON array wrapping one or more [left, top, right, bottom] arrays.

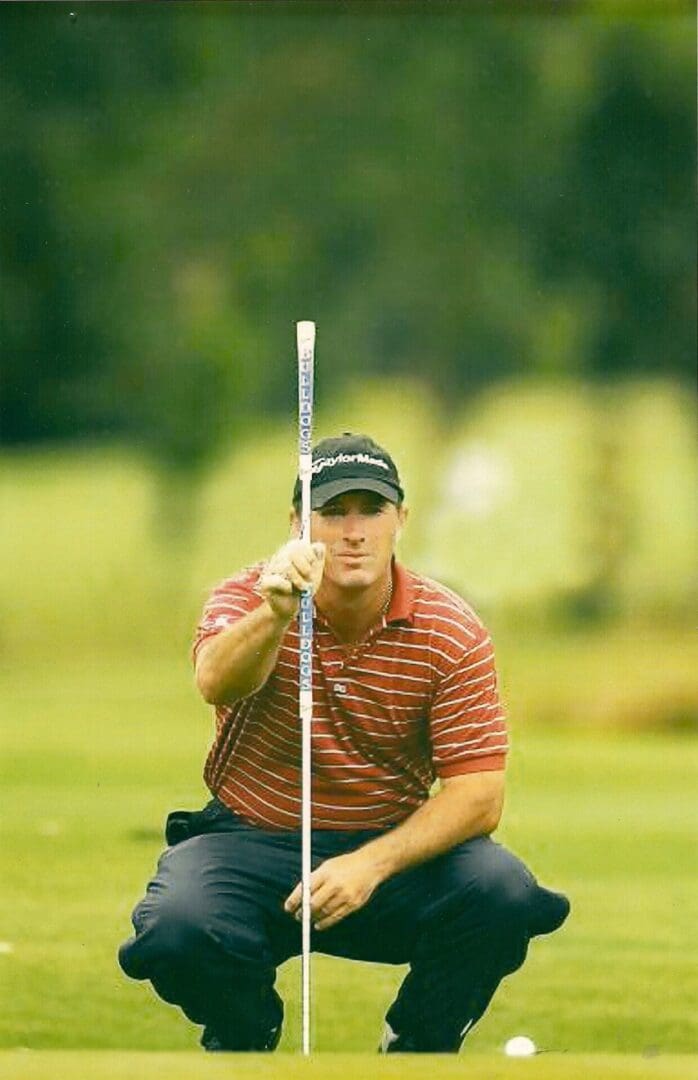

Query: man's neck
[[315, 571, 393, 645]]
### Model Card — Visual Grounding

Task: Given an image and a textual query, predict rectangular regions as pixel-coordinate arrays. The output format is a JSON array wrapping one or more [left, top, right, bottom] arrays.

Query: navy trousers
[[118, 799, 569, 1052]]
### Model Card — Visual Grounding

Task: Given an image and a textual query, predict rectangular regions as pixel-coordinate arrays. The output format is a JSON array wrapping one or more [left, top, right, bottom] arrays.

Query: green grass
[[498, 621, 696, 734], [1, 655, 696, 1058], [1, 1051, 697, 1080]]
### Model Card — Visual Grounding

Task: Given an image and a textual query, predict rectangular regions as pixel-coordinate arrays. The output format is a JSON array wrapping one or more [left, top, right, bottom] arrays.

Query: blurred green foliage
[[0, 2, 694, 472], [426, 379, 697, 621]]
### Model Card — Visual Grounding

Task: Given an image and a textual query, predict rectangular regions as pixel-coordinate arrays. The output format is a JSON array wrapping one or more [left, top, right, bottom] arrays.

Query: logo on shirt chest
[[326, 671, 428, 744]]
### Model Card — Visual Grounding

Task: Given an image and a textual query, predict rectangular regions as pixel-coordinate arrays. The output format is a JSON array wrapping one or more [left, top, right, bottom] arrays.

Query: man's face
[[301, 490, 405, 592]]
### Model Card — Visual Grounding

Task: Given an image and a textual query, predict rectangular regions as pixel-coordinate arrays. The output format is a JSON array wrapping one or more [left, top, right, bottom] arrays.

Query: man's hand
[[284, 774, 505, 928], [258, 540, 326, 621], [284, 850, 382, 931]]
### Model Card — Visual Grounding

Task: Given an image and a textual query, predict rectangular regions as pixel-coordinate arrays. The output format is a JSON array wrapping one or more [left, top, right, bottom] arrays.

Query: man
[[119, 433, 569, 1053]]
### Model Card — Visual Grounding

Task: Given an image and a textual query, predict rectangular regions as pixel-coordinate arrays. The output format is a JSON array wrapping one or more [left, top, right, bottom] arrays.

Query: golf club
[[296, 319, 315, 1055]]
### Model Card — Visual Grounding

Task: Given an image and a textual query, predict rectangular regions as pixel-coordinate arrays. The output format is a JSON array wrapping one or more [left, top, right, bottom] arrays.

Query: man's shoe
[[378, 1017, 475, 1053], [201, 1028, 227, 1052], [378, 1021, 417, 1053], [201, 1023, 282, 1052]]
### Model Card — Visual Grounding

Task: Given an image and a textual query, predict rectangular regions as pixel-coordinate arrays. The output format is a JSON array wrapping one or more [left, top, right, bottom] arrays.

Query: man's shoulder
[[205, 562, 265, 601], [402, 567, 487, 638], [194, 563, 267, 660]]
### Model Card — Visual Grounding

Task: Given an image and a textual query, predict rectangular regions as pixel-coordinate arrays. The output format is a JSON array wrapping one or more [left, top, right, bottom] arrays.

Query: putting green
[[1, 1052, 696, 1080]]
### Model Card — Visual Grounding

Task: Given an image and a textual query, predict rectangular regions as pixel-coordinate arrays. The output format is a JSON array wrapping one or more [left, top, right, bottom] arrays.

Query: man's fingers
[[288, 553, 312, 578], [309, 542, 326, 591], [314, 904, 351, 931], [284, 884, 302, 915], [284, 877, 323, 916], [265, 562, 312, 594], [260, 573, 293, 595], [284, 872, 357, 931], [265, 540, 326, 597], [289, 547, 325, 592], [286, 565, 312, 593], [284, 892, 351, 932], [308, 881, 337, 918], [284, 867, 334, 919]]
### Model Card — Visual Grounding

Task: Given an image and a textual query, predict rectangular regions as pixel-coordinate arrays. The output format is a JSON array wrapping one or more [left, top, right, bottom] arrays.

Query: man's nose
[[342, 514, 366, 542]]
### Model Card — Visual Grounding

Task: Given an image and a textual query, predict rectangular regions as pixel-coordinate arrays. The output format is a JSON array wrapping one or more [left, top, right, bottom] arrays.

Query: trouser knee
[[119, 895, 282, 1049], [119, 897, 214, 979], [477, 849, 571, 940], [458, 841, 569, 968], [119, 892, 274, 990], [482, 857, 538, 930], [427, 841, 554, 976]]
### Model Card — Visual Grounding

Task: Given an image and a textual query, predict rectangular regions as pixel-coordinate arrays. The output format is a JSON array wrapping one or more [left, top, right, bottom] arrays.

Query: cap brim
[[311, 477, 401, 509]]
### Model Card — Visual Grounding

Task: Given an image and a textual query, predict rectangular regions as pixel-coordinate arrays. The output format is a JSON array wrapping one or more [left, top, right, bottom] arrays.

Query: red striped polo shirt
[[193, 561, 507, 831]]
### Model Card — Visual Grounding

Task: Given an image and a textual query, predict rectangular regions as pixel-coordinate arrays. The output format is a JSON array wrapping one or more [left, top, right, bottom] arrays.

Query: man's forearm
[[195, 601, 293, 705], [285, 772, 505, 931], [359, 773, 504, 884]]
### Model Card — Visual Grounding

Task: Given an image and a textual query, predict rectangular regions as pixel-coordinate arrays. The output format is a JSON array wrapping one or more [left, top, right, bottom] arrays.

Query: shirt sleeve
[[192, 566, 265, 664], [430, 624, 508, 778]]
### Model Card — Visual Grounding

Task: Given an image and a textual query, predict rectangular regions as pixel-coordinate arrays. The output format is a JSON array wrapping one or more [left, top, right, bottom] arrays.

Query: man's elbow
[[478, 782, 505, 835], [195, 645, 232, 704], [482, 800, 503, 835], [195, 661, 260, 706], [195, 661, 220, 705]]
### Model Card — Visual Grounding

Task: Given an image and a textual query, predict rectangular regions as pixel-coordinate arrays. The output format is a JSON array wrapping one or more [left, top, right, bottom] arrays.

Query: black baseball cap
[[292, 434, 404, 510]]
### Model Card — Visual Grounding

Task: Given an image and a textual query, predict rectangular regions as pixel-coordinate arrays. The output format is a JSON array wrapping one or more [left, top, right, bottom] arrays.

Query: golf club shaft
[[296, 320, 315, 1056]]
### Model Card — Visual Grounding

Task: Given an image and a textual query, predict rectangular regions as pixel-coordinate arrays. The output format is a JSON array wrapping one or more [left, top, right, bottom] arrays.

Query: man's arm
[[195, 601, 294, 704], [284, 769, 504, 931], [195, 539, 325, 705]]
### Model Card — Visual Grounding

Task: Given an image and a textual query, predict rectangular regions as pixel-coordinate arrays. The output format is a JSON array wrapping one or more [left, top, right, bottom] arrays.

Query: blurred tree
[[0, 2, 190, 445], [0, 2, 694, 473], [536, 20, 696, 380]]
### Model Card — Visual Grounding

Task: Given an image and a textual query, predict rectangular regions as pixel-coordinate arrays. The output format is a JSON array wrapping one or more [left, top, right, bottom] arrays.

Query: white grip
[[296, 320, 316, 354]]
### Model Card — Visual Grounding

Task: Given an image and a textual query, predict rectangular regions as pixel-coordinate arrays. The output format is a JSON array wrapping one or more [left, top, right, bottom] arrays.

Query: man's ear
[[289, 509, 301, 537], [396, 504, 408, 540]]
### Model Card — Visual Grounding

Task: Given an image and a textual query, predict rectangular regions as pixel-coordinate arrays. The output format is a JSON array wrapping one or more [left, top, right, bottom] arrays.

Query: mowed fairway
[[1, 652, 696, 1078], [1, 1050, 697, 1080]]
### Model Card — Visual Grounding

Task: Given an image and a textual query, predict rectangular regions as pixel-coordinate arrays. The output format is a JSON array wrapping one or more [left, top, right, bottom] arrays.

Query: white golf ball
[[504, 1035, 537, 1057]]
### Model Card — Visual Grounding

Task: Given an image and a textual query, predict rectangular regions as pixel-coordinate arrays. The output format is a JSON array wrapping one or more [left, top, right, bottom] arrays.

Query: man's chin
[[330, 565, 374, 589]]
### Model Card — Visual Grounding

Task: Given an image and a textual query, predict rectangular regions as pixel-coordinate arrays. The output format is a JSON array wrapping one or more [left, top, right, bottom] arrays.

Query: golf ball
[[504, 1035, 537, 1057]]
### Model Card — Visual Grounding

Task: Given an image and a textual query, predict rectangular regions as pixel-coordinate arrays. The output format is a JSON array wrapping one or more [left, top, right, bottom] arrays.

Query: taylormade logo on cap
[[312, 453, 390, 476]]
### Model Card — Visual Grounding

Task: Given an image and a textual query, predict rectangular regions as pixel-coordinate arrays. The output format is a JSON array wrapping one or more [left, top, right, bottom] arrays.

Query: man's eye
[[320, 500, 386, 516]]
